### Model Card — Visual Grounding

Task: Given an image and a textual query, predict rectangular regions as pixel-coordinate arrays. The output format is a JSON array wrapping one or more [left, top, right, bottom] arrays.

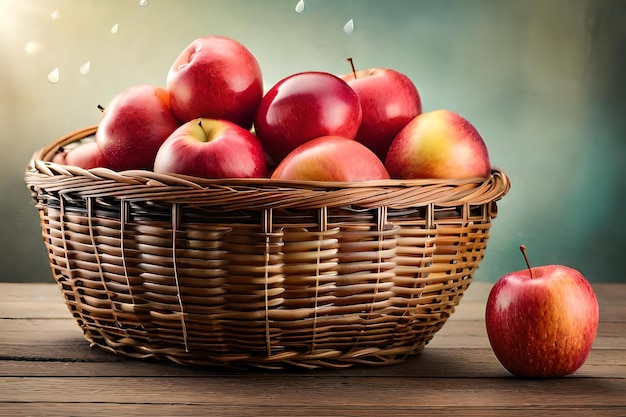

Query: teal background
[[1, 0, 624, 283]]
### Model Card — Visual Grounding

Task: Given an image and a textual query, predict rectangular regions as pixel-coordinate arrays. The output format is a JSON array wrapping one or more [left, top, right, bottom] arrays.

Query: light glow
[[24, 41, 42, 55]]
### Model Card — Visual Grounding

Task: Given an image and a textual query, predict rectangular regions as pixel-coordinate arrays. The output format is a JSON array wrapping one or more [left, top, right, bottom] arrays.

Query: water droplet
[[343, 19, 354, 35], [139, 0, 148, 6], [47, 68, 60, 84], [25, 41, 43, 55], [295, 0, 305, 14], [51, 10, 60, 20], [79, 61, 91, 76], [111, 23, 119, 34]]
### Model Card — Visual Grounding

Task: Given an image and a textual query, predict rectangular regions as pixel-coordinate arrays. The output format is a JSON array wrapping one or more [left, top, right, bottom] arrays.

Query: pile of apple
[[55, 35, 491, 182]]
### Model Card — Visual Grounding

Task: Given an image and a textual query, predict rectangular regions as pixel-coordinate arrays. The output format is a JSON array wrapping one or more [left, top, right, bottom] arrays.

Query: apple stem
[[97, 105, 105, 113], [347, 57, 357, 79], [520, 245, 534, 279]]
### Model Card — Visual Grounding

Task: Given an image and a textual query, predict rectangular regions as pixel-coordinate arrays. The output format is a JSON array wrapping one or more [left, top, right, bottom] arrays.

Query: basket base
[[81, 326, 432, 369]]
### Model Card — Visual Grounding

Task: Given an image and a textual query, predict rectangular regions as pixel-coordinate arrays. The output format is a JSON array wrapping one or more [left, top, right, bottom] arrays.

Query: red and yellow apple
[[385, 109, 491, 180], [341, 65, 422, 161], [270, 135, 389, 182], [485, 246, 599, 378], [153, 118, 267, 179], [254, 71, 362, 164], [95, 84, 180, 171], [166, 35, 263, 129]]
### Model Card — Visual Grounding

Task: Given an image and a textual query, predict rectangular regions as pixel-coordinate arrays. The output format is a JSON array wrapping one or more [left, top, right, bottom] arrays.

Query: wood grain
[[1, 283, 624, 416]]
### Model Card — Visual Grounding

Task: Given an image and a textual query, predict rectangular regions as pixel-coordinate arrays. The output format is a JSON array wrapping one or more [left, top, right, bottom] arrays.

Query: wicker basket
[[25, 126, 510, 369]]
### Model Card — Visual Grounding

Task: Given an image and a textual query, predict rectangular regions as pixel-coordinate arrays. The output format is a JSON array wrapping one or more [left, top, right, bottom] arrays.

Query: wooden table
[[1, 282, 624, 416]]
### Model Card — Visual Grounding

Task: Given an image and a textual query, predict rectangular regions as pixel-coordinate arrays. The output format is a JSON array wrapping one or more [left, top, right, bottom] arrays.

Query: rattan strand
[[25, 126, 510, 369]]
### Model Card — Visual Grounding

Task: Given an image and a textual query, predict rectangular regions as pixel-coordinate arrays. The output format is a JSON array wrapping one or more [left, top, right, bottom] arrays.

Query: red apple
[[254, 71, 362, 164], [485, 245, 599, 378], [270, 135, 389, 182], [63, 140, 106, 169], [166, 35, 263, 129], [341, 64, 422, 161], [95, 84, 180, 171], [385, 109, 491, 180], [153, 118, 268, 179]]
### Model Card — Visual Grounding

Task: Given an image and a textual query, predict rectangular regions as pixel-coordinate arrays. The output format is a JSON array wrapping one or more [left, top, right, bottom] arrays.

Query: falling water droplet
[[295, 0, 305, 14], [139, 0, 148, 6], [51, 10, 60, 20], [343, 19, 354, 35], [79, 61, 91, 76], [47, 68, 60, 84], [111, 23, 119, 34]]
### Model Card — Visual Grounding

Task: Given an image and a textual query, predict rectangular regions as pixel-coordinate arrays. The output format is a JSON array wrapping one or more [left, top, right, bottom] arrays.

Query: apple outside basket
[[25, 126, 510, 369]]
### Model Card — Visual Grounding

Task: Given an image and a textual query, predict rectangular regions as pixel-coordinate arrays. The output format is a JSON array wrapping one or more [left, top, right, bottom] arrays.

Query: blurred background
[[1, 0, 624, 283]]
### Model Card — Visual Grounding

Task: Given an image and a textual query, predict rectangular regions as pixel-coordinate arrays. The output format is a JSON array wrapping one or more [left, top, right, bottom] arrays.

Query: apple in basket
[[385, 109, 491, 180], [485, 245, 599, 378], [95, 84, 180, 171], [254, 71, 362, 165], [166, 35, 264, 129], [61, 140, 106, 169], [340, 60, 422, 161], [154, 118, 268, 179], [270, 135, 390, 182]]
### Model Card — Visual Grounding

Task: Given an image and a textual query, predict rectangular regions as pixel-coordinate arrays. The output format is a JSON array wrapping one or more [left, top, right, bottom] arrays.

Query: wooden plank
[[429, 321, 626, 349], [2, 283, 624, 321], [1, 319, 624, 358], [0, 283, 69, 319], [0, 283, 61, 301], [0, 303, 71, 319], [0, 375, 624, 408], [0, 348, 623, 379], [1, 403, 625, 417], [1, 280, 624, 329], [0, 283, 624, 416], [3, 298, 624, 323], [2, 283, 622, 305]]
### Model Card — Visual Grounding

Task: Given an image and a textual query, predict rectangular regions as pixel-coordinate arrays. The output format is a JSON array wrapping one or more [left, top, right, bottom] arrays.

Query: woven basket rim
[[26, 125, 511, 195]]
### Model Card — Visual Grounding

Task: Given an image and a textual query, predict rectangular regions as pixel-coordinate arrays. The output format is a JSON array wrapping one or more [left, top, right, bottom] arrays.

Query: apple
[[385, 109, 491, 180], [96, 84, 180, 171], [340, 61, 422, 161], [270, 135, 390, 182], [153, 118, 268, 179], [63, 140, 106, 169], [485, 245, 599, 378], [166, 35, 263, 129], [254, 71, 362, 164]]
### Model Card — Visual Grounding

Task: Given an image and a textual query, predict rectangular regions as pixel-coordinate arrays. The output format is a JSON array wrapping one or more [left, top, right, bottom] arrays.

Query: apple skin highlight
[[485, 265, 599, 378]]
